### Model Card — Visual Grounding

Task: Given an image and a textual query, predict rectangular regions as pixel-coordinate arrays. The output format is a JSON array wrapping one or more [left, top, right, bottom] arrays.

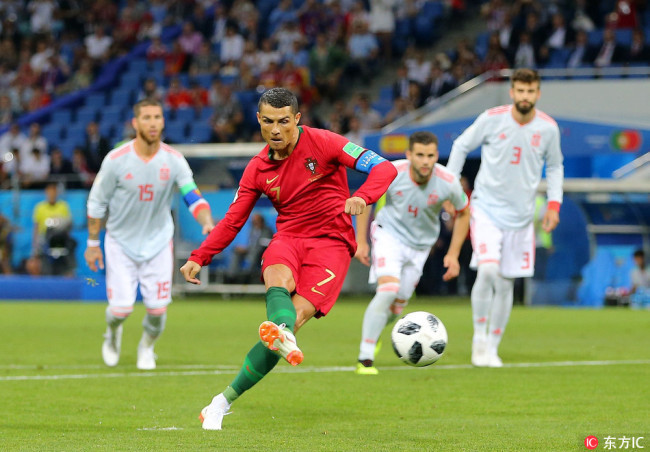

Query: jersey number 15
[[139, 184, 154, 201]]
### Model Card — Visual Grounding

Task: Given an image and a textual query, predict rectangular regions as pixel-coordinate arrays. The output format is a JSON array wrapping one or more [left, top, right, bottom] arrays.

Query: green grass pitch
[[0, 296, 648, 451]]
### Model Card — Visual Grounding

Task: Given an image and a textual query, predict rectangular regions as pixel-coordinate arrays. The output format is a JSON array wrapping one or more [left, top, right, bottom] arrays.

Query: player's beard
[[138, 128, 160, 145], [515, 100, 535, 115]]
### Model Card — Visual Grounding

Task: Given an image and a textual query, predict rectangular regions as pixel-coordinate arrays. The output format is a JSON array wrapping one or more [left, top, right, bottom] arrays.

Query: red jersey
[[190, 126, 396, 265]]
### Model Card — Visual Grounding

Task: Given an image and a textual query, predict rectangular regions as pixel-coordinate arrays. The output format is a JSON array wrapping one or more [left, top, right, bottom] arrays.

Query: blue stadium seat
[[51, 110, 73, 125], [163, 122, 187, 143], [65, 124, 88, 145], [120, 72, 143, 91], [58, 138, 79, 159], [588, 29, 603, 46], [394, 18, 411, 38], [101, 105, 127, 124], [174, 107, 196, 123], [150, 59, 165, 74], [193, 74, 214, 89], [41, 124, 63, 143], [85, 93, 106, 109], [187, 123, 212, 143], [98, 120, 115, 138], [413, 16, 435, 45], [199, 106, 213, 121], [421, 1, 444, 21], [110, 88, 134, 107], [614, 29, 633, 46], [372, 101, 392, 117], [76, 106, 99, 123], [548, 48, 571, 66], [128, 58, 149, 74], [379, 85, 393, 102]]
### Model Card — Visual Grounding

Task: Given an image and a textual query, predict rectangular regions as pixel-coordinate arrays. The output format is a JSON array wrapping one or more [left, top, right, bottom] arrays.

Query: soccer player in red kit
[[180, 87, 397, 430]]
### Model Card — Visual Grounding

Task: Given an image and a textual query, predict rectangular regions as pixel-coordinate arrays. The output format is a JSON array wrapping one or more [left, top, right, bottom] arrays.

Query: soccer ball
[[391, 311, 448, 367]]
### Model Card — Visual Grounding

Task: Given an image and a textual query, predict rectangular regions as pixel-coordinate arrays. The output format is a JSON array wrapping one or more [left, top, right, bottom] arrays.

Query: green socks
[[224, 287, 296, 404]]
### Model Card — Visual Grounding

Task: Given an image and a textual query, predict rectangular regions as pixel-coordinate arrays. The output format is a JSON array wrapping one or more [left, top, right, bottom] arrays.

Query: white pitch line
[[1, 359, 649, 382]]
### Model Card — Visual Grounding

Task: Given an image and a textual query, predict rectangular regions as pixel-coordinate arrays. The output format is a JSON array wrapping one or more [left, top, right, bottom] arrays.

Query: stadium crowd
[[0, 0, 649, 281]]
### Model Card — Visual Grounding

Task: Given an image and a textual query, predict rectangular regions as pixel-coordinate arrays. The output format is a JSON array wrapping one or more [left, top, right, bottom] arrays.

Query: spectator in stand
[[353, 94, 382, 130], [274, 21, 303, 62], [481, 0, 508, 32], [0, 213, 13, 274], [545, 12, 574, 52], [405, 48, 432, 86], [0, 123, 26, 157], [382, 96, 413, 126], [368, 0, 396, 60], [164, 41, 187, 77], [256, 39, 282, 75], [189, 41, 220, 76], [259, 60, 283, 90], [344, 115, 365, 144], [70, 147, 96, 189], [82, 121, 111, 173], [220, 22, 246, 65], [426, 64, 456, 101], [392, 64, 411, 101], [41, 54, 71, 95], [513, 31, 537, 68], [567, 30, 596, 68], [191, 4, 213, 40], [607, 0, 640, 29], [28, 0, 57, 34], [20, 146, 50, 189], [210, 83, 244, 143], [187, 80, 209, 111], [211, 3, 229, 44], [49, 147, 75, 184], [630, 249, 649, 295], [226, 213, 274, 284], [178, 21, 204, 60], [58, 58, 94, 95], [137, 77, 165, 103], [26, 86, 52, 113], [269, 0, 299, 36], [346, 21, 380, 84], [30, 41, 54, 76], [113, 6, 141, 52], [165, 77, 192, 110], [309, 33, 347, 102], [138, 13, 162, 41], [84, 26, 114, 64], [0, 95, 16, 127], [593, 27, 626, 67], [482, 39, 510, 73], [21, 123, 48, 157], [570, 0, 598, 32], [146, 36, 168, 61], [626, 29, 650, 64]]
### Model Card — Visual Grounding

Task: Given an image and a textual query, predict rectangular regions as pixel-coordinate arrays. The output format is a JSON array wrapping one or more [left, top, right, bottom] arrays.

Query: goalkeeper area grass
[[0, 296, 648, 451]]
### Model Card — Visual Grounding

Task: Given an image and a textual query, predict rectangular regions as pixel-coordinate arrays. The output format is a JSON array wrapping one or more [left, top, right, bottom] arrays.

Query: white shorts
[[104, 233, 173, 309], [469, 206, 535, 278], [368, 222, 430, 300]]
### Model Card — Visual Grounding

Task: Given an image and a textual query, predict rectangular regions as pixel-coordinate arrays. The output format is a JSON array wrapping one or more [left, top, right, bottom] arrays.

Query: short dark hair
[[258, 88, 299, 114], [409, 131, 438, 149], [133, 98, 163, 117], [634, 249, 645, 259], [511, 68, 541, 86]]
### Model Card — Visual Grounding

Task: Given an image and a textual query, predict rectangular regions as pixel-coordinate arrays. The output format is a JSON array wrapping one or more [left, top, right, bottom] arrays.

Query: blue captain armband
[[355, 150, 386, 174]]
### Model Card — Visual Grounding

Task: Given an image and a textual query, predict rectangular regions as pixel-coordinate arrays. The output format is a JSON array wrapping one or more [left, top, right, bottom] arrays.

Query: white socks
[[471, 262, 514, 355], [141, 312, 167, 346], [359, 282, 400, 361]]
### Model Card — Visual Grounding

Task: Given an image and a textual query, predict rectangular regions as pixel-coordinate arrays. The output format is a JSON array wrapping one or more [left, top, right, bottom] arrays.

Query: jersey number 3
[[510, 146, 522, 165], [139, 184, 154, 202]]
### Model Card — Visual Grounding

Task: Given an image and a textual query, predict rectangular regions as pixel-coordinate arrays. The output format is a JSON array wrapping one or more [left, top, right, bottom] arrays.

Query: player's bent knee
[[477, 262, 500, 283], [107, 306, 134, 318], [263, 264, 296, 292], [142, 308, 167, 338]]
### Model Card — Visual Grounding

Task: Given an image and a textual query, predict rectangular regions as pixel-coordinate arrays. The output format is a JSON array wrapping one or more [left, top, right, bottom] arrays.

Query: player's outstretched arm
[[442, 207, 470, 281], [180, 260, 202, 285], [353, 204, 372, 266]]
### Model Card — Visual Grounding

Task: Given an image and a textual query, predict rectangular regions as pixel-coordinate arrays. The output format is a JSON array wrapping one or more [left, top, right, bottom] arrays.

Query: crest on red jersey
[[531, 132, 541, 147], [160, 166, 170, 181], [304, 157, 318, 175], [427, 192, 439, 206]]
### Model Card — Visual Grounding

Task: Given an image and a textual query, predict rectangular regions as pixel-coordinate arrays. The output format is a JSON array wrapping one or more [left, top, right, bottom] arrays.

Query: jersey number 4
[[408, 205, 418, 217], [139, 184, 154, 201]]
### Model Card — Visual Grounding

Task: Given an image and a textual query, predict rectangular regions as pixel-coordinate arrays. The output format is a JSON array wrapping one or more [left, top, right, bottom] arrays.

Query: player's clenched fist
[[345, 196, 367, 216], [180, 260, 202, 284]]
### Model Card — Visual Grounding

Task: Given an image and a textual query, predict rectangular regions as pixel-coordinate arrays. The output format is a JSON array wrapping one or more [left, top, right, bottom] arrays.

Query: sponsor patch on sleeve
[[343, 142, 365, 159]]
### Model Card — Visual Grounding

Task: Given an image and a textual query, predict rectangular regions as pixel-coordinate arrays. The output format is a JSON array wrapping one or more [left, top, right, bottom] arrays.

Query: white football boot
[[259, 321, 303, 366], [136, 341, 157, 370], [199, 394, 231, 430], [102, 325, 122, 367], [471, 339, 490, 367]]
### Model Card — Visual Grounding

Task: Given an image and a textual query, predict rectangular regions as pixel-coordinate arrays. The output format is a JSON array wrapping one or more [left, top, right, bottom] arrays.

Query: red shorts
[[261, 235, 352, 318]]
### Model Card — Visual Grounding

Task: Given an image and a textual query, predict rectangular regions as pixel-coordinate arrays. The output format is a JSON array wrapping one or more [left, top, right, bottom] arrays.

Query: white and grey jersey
[[447, 105, 564, 230], [87, 140, 195, 262], [376, 160, 469, 250]]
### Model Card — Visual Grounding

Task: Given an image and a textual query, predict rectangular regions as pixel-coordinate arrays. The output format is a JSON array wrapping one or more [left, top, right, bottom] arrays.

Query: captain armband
[[355, 150, 387, 174], [181, 182, 211, 220]]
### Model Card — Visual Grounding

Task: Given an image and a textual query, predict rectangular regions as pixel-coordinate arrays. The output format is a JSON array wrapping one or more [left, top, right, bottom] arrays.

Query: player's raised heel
[[259, 321, 303, 366], [199, 394, 231, 430]]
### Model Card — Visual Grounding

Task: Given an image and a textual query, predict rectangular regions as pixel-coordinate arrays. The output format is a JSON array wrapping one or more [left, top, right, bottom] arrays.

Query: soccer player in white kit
[[354, 131, 470, 375], [85, 99, 214, 370], [446, 68, 564, 367]]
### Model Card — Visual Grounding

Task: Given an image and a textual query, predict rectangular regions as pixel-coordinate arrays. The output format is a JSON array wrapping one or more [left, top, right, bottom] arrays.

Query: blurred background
[[0, 0, 648, 307]]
